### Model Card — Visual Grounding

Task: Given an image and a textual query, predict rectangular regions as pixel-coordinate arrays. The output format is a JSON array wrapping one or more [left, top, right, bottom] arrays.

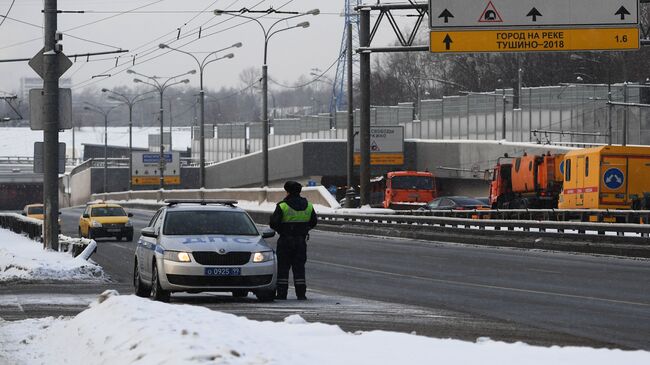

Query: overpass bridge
[[61, 139, 574, 207], [0, 157, 43, 210]]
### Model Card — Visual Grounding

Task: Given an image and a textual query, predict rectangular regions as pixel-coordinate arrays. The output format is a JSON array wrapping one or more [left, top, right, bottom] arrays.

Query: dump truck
[[488, 152, 565, 209]]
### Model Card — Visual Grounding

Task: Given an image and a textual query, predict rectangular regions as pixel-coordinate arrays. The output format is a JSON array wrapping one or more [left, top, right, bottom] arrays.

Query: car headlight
[[91, 220, 102, 227], [252, 251, 274, 263], [125, 219, 132, 227], [164, 251, 191, 262]]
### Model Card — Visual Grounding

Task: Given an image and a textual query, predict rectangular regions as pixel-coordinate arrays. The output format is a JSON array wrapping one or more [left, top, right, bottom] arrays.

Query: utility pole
[[359, 8, 371, 206], [43, 0, 60, 250], [345, 22, 355, 207]]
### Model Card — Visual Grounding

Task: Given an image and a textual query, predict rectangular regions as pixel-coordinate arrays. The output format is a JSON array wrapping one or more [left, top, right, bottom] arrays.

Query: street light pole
[[128, 69, 194, 189], [214, 8, 319, 187], [159, 43, 240, 188], [102, 89, 153, 190], [84, 103, 117, 193]]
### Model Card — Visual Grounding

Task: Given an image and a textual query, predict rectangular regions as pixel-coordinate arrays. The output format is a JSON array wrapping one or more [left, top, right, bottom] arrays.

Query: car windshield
[[163, 211, 259, 236], [91, 207, 127, 216], [391, 176, 434, 190], [28, 206, 44, 214]]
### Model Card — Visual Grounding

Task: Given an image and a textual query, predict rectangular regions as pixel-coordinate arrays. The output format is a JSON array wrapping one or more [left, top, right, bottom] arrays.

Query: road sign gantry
[[429, 0, 640, 53]]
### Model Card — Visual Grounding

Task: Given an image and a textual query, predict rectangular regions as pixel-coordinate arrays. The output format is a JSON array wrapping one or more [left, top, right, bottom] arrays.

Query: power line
[[0, 0, 16, 28], [268, 52, 342, 89], [72, 0, 302, 90]]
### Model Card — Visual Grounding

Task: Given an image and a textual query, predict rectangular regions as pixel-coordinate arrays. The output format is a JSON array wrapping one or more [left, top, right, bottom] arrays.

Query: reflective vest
[[279, 202, 314, 223]]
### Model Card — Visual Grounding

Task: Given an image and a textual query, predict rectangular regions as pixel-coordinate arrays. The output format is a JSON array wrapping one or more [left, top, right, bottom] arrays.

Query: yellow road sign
[[354, 153, 404, 166], [430, 27, 639, 53], [132, 176, 181, 186]]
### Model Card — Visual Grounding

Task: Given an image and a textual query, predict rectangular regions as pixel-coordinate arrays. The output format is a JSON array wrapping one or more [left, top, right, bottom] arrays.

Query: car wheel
[[231, 290, 248, 298], [133, 259, 150, 298], [151, 261, 170, 302], [125, 234, 133, 242], [254, 289, 275, 302]]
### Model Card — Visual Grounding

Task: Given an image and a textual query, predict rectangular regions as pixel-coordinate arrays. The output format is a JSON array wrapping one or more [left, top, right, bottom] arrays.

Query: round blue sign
[[603, 168, 625, 190]]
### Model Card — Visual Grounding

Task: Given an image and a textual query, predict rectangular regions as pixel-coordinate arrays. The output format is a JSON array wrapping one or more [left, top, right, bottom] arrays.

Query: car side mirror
[[261, 229, 275, 239], [82, 213, 90, 219], [141, 226, 158, 238], [21, 212, 26, 216], [128, 213, 133, 217]]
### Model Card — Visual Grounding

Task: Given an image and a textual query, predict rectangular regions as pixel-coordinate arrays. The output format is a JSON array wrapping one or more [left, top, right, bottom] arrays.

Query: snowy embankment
[[0, 291, 648, 365], [0, 229, 104, 282]]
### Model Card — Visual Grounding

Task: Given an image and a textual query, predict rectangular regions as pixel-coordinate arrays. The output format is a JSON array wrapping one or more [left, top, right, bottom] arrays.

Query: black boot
[[295, 284, 307, 300], [275, 285, 288, 300]]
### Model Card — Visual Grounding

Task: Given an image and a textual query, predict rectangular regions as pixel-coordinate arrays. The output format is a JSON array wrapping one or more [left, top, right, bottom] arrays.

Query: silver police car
[[133, 200, 277, 302]]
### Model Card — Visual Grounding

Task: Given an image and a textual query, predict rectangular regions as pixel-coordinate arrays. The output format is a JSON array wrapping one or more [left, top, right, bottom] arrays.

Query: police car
[[133, 200, 277, 302]]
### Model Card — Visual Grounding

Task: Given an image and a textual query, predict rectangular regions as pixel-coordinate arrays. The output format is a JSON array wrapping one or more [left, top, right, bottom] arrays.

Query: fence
[[192, 84, 647, 164]]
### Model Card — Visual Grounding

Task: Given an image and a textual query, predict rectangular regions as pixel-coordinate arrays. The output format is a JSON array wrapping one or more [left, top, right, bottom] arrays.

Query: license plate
[[204, 267, 241, 276], [107, 229, 120, 232]]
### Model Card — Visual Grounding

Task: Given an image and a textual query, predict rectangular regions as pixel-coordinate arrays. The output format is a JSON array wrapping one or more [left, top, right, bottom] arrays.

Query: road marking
[[310, 260, 650, 308], [528, 268, 562, 274]]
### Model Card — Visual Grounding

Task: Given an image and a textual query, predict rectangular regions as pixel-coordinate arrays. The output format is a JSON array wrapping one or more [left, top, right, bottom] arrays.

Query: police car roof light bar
[[164, 199, 239, 207]]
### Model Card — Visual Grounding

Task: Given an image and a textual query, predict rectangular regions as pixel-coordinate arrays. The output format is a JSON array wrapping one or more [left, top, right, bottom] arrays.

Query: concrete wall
[[68, 168, 92, 207], [93, 186, 340, 209], [416, 140, 574, 179]]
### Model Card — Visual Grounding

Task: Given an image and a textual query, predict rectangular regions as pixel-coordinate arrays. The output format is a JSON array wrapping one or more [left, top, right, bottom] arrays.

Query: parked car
[[133, 199, 277, 302], [420, 196, 490, 211], [79, 202, 134, 241]]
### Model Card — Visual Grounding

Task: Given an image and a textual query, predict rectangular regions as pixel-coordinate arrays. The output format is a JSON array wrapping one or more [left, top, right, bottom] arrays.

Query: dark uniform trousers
[[276, 235, 307, 298]]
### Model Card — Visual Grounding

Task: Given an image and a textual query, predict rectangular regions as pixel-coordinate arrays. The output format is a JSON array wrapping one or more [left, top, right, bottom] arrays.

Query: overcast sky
[[0, 0, 425, 96]]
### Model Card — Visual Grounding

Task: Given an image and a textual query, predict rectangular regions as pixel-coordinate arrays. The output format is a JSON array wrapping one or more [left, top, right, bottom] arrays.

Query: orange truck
[[370, 171, 437, 209], [558, 146, 650, 210], [488, 152, 565, 209]]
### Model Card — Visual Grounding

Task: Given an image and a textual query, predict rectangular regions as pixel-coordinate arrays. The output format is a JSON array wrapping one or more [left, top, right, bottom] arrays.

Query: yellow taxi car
[[22, 203, 62, 231], [79, 202, 134, 241], [23, 204, 45, 220]]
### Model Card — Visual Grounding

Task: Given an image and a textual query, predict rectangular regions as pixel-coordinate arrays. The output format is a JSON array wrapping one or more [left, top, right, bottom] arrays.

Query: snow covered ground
[[0, 126, 192, 157], [0, 291, 648, 365], [0, 229, 104, 282]]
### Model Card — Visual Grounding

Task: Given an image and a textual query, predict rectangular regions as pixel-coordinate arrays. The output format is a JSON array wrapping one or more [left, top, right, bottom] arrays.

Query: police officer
[[269, 180, 317, 300]]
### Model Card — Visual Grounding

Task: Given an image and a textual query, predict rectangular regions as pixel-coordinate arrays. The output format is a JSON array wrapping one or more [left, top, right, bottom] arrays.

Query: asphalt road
[[3, 206, 649, 350]]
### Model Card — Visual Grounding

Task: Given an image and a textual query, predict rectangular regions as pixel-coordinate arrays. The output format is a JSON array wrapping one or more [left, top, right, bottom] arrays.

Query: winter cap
[[284, 180, 302, 194]]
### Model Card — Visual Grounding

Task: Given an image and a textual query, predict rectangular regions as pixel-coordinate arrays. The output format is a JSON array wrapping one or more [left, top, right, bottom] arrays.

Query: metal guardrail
[[0, 213, 42, 240], [0, 213, 93, 257], [404, 208, 650, 224], [316, 212, 650, 240]]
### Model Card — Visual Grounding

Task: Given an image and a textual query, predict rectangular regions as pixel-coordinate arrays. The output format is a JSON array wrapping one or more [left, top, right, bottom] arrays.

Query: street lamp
[[84, 103, 119, 193], [214, 8, 319, 187], [101, 88, 154, 190], [127, 69, 194, 189], [158, 42, 240, 188]]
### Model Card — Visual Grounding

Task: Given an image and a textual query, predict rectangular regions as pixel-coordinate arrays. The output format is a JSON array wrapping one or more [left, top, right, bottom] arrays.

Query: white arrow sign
[[429, 0, 638, 29]]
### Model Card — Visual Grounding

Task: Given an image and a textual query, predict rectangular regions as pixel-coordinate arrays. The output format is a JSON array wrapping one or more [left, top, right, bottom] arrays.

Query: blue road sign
[[142, 153, 173, 164], [603, 167, 625, 190]]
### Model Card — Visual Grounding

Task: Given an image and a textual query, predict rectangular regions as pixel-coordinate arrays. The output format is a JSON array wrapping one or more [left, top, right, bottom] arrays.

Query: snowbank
[[0, 229, 104, 282], [0, 292, 648, 365]]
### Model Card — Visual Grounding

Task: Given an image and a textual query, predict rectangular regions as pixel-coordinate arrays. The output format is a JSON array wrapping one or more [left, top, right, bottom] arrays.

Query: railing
[[315, 212, 650, 239], [0, 213, 42, 240], [404, 208, 650, 224], [0, 213, 94, 257]]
